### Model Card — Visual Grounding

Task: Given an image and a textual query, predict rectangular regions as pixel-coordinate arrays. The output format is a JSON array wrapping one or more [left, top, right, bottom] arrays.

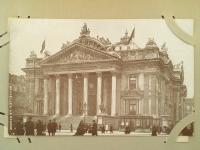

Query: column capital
[[68, 73, 73, 78], [43, 75, 49, 79], [96, 72, 102, 77], [83, 72, 89, 77], [111, 71, 119, 76], [55, 74, 61, 78]]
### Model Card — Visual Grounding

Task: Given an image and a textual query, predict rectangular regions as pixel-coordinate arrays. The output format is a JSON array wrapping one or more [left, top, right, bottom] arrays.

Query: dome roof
[[114, 42, 140, 51], [114, 29, 140, 51]]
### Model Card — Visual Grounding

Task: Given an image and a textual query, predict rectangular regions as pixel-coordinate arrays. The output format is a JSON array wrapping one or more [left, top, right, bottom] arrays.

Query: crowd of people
[[13, 117, 185, 136], [14, 117, 60, 136], [74, 120, 116, 136], [74, 120, 98, 136]]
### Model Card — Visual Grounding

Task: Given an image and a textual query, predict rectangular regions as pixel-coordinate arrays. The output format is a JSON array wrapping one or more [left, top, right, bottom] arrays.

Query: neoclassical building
[[22, 23, 187, 130]]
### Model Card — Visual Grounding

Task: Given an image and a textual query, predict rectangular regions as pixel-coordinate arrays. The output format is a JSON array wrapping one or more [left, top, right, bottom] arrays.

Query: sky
[[8, 19, 194, 98]]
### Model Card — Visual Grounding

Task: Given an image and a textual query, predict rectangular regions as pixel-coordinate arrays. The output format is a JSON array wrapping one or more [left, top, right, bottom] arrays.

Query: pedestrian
[[36, 120, 43, 136], [105, 124, 109, 133], [74, 120, 85, 136], [59, 124, 61, 132], [110, 124, 113, 134], [151, 125, 157, 136], [51, 119, 58, 136], [25, 117, 35, 136], [125, 125, 131, 134], [157, 126, 161, 134], [101, 124, 105, 134], [15, 120, 24, 135], [47, 120, 52, 136], [91, 120, 98, 136], [70, 123, 73, 133]]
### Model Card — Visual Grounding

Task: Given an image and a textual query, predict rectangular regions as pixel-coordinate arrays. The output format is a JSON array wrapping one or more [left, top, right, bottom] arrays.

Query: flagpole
[[127, 27, 135, 45]]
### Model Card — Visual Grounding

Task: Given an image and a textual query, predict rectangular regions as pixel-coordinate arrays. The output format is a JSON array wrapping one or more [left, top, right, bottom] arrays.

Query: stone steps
[[56, 115, 96, 130]]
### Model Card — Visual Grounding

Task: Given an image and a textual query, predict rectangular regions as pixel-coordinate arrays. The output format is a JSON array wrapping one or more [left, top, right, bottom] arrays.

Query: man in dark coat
[[51, 119, 58, 136], [91, 120, 98, 136], [25, 117, 35, 136], [110, 125, 113, 134], [70, 123, 73, 133], [47, 120, 52, 136], [125, 125, 131, 134], [151, 125, 157, 136], [15, 121, 24, 135], [101, 124, 105, 134], [36, 120, 43, 135]]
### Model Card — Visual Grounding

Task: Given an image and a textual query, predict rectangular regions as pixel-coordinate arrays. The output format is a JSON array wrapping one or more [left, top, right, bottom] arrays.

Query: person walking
[[91, 120, 98, 136], [105, 124, 109, 133], [36, 120, 43, 136], [70, 123, 73, 133], [151, 125, 157, 136], [110, 124, 113, 134], [47, 120, 52, 136], [125, 125, 131, 134], [58, 124, 61, 132], [51, 119, 58, 136], [25, 117, 35, 136], [101, 124, 105, 134], [15, 120, 24, 135]]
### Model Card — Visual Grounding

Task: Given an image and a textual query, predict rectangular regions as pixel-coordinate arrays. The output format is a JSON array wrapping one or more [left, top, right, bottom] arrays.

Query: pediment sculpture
[[67, 50, 95, 61]]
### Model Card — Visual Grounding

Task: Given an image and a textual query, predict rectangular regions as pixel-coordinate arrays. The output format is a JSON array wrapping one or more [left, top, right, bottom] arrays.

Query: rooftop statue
[[30, 51, 37, 58], [145, 38, 158, 48], [80, 23, 90, 37]]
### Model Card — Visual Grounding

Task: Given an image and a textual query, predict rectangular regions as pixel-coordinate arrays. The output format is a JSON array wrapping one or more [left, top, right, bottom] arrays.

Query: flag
[[40, 40, 45, 54], [127, 27, 135, 44]]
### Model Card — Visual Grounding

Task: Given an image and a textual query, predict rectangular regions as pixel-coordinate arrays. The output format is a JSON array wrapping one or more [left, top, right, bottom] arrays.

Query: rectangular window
[[129, 74, 137, 90], [129, 100, 137, 115]]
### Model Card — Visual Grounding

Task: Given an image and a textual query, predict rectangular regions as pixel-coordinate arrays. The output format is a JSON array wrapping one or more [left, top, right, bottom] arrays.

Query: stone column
[[97, 72, 102, 115], [123, 100, 126, 115], [149, 98, 152, 115], [140, 98, 144, 114], [111, 72, 117, 116], [138, 99, 141, 114], [68, 74, 73, 115], [103, 78, 108, 114], [43, 77, 48, 115], [83, 73, 88, 115], [156, 98, 159, 116], [55, 75, 60, 115]]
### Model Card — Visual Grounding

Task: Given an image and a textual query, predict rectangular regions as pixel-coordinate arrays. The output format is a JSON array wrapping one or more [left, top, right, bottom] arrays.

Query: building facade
[[22, 24, 187, 130]]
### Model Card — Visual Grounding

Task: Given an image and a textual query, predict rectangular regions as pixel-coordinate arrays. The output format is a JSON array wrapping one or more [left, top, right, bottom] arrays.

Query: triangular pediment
[[40, 43, 119, 65], [121, 89, 143, 98]]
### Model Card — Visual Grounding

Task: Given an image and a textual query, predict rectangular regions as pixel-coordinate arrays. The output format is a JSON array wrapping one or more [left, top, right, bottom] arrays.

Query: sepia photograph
[[8, 19, 194, 137]]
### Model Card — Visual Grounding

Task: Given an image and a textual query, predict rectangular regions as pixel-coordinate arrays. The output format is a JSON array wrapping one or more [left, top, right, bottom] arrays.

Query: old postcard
[[8, 19, 194, 137]]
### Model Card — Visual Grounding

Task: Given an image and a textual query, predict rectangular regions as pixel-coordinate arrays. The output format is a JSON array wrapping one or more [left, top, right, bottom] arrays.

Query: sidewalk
[[45, 130, 168, 137]]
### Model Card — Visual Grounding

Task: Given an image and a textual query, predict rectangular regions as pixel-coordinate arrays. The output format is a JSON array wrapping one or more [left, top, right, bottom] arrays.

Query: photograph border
[[0, 1, 199, 150]]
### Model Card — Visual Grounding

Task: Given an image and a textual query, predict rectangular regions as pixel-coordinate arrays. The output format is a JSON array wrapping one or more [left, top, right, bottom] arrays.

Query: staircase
[[56, 115, 96, 130]]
